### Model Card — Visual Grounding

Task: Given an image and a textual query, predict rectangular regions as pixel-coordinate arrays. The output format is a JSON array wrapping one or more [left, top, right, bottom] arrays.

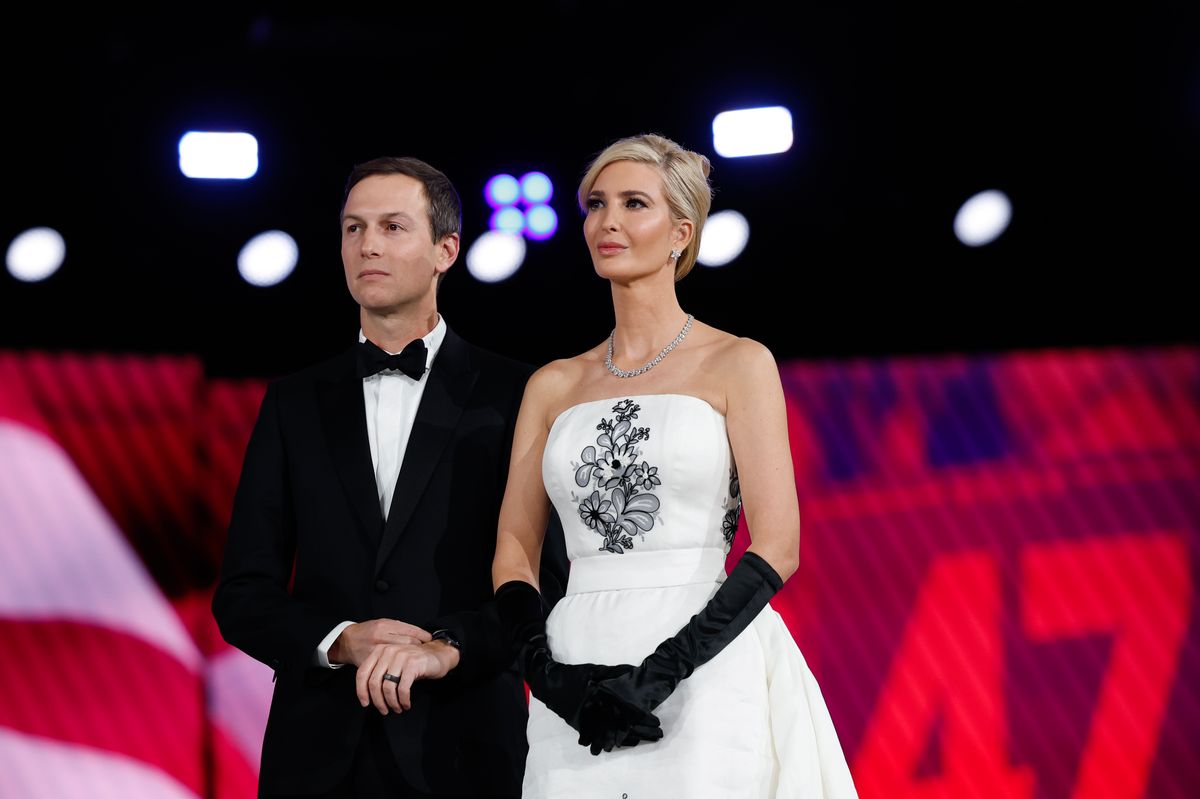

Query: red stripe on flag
[[0, 618, 208, 796]]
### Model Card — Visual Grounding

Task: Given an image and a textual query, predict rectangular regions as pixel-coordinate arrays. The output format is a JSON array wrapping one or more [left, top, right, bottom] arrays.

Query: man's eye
[[388, 223, 403, 231], [345, 224, 360, 233]]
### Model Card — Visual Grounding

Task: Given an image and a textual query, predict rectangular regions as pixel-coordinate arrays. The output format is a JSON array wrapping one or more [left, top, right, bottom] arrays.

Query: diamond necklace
[[605, 314, 694, 379]]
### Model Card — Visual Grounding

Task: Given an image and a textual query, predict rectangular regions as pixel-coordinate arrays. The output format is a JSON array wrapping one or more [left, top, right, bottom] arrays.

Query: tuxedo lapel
[[375, 327, 477, 575], [316, 348, 384, 551]]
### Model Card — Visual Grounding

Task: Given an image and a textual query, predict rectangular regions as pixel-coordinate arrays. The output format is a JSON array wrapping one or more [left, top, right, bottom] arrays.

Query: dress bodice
[[543, 394, 741, 565]]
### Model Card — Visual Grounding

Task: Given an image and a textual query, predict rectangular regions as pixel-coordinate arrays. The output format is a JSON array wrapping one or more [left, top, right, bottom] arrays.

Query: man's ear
[[437, 233, 460, 273]]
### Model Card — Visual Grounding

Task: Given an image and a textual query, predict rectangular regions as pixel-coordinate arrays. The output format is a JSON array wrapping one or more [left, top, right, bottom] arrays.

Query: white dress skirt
[[524, 394, 858, 798]]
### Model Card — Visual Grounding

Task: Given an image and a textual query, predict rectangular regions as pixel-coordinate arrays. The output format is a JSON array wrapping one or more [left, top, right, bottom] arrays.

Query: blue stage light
[[490, 207, 526, 235], [525, 205, 558, 241], [485, 174, 521, 208], [520, 172, 554, 205]]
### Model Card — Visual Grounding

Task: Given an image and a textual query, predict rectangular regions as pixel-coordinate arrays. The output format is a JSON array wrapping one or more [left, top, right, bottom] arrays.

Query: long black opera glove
[[591, 551, 784, 718], [495, 580, 663, 755]]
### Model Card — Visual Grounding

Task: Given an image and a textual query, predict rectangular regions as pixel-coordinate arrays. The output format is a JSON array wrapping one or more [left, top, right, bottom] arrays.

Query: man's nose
[[360, 228, 382, 257]]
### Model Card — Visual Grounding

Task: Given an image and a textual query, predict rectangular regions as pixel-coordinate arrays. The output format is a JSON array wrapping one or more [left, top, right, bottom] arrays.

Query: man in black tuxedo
[[213, 156, 566, 798]]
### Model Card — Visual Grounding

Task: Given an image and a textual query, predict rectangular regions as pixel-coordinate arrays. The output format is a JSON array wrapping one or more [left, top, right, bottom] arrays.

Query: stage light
[[490, 207, 526, 235], [954, 190, 1012, 247], [712, 106, 793, 158], [520, 172, 554, 204], [466, 231, 525, 283], [6, 227, 65, 282], [178, 132, 259, 179], [697, 210, 750, 267], [485, 174, 521, 208], [238, 230, 298, 287], [525, 205, 558, 241]]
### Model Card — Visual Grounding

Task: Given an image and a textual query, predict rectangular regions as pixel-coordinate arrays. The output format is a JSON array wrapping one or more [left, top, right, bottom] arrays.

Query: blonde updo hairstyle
[[576, 134, 713, 281]]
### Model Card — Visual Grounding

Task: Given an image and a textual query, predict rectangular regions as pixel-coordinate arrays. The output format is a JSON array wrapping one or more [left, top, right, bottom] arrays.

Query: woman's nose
[[599, 208, 620, 231]]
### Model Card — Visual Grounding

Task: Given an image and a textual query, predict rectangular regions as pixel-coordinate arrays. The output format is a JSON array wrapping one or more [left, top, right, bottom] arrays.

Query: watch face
[[433, 630, 462, 649]]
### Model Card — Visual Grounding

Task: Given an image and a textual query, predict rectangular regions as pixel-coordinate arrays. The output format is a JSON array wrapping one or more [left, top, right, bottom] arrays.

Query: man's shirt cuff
[[314, 621, 356, 669]]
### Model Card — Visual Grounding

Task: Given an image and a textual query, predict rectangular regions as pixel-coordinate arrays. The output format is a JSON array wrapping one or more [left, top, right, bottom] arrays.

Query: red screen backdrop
[[0, 347, 1196, 798]]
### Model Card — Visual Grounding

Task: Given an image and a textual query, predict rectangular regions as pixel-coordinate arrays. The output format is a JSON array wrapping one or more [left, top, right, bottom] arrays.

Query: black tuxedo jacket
[[213, 327, 566, 797]]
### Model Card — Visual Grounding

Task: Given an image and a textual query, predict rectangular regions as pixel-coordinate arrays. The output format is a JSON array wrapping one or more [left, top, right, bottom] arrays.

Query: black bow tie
[[357, 338, 428, 380]]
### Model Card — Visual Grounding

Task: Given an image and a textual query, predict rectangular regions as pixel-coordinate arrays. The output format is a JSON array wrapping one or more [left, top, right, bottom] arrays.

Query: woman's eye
[[626, 198, 646, 209], [585, 198, 603, 211]]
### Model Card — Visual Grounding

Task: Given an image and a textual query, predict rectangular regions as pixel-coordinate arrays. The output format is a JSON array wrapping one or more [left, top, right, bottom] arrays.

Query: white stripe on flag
[[0, 726, 200, 799], [0, 421, 200, 669]]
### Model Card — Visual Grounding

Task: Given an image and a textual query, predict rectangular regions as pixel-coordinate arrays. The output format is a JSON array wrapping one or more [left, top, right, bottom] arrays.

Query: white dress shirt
[[314, 316, 448, 668]]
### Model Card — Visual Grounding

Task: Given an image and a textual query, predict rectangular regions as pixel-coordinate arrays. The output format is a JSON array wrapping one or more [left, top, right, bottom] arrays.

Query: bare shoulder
[[707, 333, 782, 413], [524, 359, 575, 412], [524, 348, 604, 429], [699, 326, 777, 377], [529, 347, 603, 393], [730, 336, 778, 372]]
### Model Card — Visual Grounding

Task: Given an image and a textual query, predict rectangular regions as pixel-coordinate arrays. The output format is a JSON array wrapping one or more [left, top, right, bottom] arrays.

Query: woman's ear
[[672, 219, 695, 252]]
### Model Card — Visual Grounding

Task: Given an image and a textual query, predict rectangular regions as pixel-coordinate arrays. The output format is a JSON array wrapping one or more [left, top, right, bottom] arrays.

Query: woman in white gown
[[491, 134, 858, 797]]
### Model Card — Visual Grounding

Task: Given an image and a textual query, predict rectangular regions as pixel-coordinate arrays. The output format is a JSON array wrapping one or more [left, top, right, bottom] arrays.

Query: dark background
[[2, 3, 1196, 377]]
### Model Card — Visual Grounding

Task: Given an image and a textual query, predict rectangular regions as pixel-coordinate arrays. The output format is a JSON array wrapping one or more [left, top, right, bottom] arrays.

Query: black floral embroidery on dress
[[721, 464, 742, 550], [573, 399, 660, 554]]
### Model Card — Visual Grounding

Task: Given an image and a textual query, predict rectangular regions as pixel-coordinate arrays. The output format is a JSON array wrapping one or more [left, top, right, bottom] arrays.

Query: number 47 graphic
[[854, 534, 1191, 799]]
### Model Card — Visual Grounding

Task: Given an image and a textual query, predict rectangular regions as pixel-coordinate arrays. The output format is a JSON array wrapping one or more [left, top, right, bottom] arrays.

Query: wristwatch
[[430, 629, 462, 650]]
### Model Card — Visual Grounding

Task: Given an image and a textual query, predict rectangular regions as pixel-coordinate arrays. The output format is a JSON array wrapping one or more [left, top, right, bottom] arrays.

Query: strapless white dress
[[524, 394, 858, 798]]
